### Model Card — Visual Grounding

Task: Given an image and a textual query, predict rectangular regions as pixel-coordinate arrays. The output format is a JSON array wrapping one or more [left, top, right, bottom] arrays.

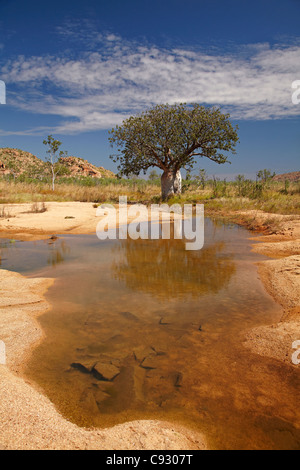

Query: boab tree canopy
[[109, 103, 239, 200]]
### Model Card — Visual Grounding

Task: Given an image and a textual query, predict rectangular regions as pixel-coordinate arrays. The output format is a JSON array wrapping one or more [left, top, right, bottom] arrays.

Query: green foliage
[[148, 169, 160, 184], [43, 135, 68, 190], [109, 103, 239, 178], [256, 169, 276, 185], [198, 169, 207, 189], [212, 176, 228, 198], [283, 179, 290, 195]]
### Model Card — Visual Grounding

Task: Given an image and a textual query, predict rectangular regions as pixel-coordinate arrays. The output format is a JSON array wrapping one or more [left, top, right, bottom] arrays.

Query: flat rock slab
[[71, 360, 120, 381], [92, 362, 120, 381]]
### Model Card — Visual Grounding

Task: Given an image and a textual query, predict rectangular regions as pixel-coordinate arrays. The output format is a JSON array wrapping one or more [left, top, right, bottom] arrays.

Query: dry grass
[[0, 206, 13, 219], [28, 202, 47, 214], [0, 180, 159, 204], [0, 178, 299, 217]]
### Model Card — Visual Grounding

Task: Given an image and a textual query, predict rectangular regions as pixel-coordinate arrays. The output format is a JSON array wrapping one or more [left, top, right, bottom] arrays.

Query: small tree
[[198, 169, 207, 190], [6, 159, 19, 181], [109, 103, 239, 200], [148, 169, 159, 183], [235, 174, 245, 196], [256, 169, 276, 185], [43, 135, 68, 191]]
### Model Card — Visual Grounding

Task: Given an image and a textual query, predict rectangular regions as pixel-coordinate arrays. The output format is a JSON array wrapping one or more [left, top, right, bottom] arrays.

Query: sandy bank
[[0, 201, 183, 241], [238, 211, 300, 366]]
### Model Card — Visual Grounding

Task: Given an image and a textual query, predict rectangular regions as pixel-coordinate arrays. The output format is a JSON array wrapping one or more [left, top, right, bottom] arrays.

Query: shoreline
[[0, 202, 299, 449], [204, 208, 300, 365], [239, 211, 300, 365]]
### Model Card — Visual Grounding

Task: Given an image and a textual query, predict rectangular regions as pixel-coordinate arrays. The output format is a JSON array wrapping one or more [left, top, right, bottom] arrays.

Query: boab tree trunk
[[161, 169, 182, 201]]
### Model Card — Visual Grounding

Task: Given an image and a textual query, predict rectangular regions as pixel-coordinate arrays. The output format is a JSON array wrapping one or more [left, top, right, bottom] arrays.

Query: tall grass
[[0, 176, 299, 215]]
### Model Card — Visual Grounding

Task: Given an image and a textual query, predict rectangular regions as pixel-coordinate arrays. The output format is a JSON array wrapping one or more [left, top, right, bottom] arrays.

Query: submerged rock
[[133, 345, 167, 370], [70, 362, 91, 374], [174, 372, 183, 388], [119, 311, 139, 322], [92, 362, 120, 381], [159, 317, 171, 325], [71, 359, 120, 382], [140, 355, 157, 370]]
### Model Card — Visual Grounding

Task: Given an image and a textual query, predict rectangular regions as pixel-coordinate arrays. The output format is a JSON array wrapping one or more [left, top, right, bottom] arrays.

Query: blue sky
[[0, 0, 299, 179]]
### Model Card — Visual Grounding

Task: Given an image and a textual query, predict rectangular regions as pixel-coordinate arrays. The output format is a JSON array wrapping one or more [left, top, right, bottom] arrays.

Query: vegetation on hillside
[[0, 147, 115, 182]]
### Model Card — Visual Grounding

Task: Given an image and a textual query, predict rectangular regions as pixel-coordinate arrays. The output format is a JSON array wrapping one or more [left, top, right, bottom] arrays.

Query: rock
[[133, 346, 155, 363], [92, 362, 120, 381], [70, 362, 91, 374], [95, 390, 111, 403], [79, 388, 99, 414], [119, 311, 139, 322], [140, 355, 157, 370], [174, 372, 183, 388], [134, 346, 166, 370], [59, 156, 116, 179], [159, 317, 171, 325], [71, 356, 121, 382], [273, 172, 300, 183]]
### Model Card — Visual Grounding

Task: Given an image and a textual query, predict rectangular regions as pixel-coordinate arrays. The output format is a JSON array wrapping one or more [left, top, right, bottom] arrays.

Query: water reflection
[[0, 239, 12, 266], [47, 239, 70, 267], [113, 237, 236, 299], [0, 237, 71, 272]]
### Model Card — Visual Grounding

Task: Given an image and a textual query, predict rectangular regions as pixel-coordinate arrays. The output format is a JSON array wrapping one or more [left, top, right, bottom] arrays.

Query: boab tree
[[109, 103, 239, 200]]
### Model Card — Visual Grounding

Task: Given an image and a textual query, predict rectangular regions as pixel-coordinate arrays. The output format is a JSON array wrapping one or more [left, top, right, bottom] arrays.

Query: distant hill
[[59, 156, 115, 179], [273, 172, 300, 183], [0, 148, 115, 179], [0, 148, 45, 177]]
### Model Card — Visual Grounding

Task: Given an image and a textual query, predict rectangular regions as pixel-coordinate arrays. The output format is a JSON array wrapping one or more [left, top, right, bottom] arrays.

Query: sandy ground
[[0, 201, 184, 241], [0, 203, 206, 450], [239, 210, 300, 365]]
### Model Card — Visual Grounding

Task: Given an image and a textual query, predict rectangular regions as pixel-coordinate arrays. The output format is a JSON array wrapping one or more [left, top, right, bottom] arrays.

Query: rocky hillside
[[273, 172, 300, 183], [0, 148, 45, 177], [59, 156, 115, 179], [0, 148, 115, 179]]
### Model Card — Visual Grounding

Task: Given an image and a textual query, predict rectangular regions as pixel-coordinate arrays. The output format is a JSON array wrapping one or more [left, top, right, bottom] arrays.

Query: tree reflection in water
[[112, 230, 236, 299], [47, 239, 70, 267]]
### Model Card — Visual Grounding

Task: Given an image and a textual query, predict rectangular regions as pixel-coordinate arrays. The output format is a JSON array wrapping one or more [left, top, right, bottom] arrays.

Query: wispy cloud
[[1, 33, 300, 135]]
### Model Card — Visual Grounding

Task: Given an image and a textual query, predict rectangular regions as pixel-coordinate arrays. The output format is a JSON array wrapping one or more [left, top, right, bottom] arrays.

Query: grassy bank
[[0, 176, 299, 217]]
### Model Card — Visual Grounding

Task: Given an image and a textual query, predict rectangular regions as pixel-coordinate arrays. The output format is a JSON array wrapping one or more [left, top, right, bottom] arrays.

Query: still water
[[1, 219, 299, 450]]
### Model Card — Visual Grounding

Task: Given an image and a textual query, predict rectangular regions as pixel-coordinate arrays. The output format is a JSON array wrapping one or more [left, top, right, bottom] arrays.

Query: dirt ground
[[0, 201, 182, 240], [237, 210, 300, 365]]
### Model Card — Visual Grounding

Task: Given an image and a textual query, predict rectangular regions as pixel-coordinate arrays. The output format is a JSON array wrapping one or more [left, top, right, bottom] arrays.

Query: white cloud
[[1, 37, 300, 135]]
